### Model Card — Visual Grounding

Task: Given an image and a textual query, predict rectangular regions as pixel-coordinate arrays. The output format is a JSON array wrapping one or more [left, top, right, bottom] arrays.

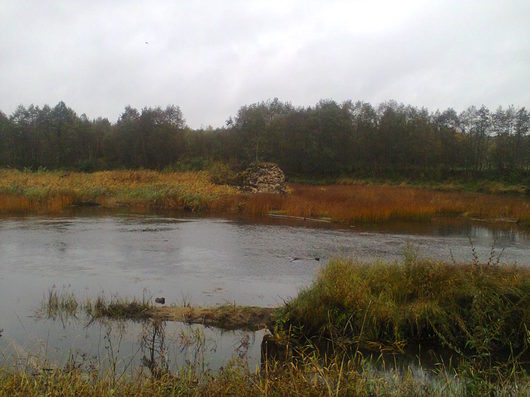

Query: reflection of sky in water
[[0, 314, 264, 373], [0, 214, 528, 369]]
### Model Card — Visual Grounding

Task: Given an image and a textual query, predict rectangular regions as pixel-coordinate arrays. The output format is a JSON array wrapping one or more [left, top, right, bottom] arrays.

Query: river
[[0, 211, 528, 372]]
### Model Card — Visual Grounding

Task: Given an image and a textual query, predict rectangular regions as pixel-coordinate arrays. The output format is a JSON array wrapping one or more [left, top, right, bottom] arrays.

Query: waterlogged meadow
[[0, 169, 238, 213], [244, 183, 530, 224], [1, 169, 529, 225]]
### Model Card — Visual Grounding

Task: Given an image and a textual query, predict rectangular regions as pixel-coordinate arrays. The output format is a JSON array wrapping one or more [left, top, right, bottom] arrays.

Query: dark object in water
[[155, 297, 165, 304], [290, 257, 320, 262]]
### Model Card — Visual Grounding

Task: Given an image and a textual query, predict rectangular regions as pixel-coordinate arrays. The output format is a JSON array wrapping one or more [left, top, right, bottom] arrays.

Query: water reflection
[[0, 314, 263, 375], [141, 319, 168, 377], [0, 212, 528, 372]]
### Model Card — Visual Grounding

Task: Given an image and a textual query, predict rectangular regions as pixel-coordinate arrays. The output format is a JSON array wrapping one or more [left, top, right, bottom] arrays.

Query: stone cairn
[[238, 162, 286, 194]]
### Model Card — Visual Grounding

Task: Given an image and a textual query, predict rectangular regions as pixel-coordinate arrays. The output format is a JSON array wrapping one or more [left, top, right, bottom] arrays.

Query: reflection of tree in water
[[139, 319, 257, 376], [177, 325, 216, 372], [140, 319, 168, 378], [235, 331, 252, 360]]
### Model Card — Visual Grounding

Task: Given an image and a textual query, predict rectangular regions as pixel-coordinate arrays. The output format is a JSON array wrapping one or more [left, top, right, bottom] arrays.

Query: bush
[[209, 162, 237, 185]]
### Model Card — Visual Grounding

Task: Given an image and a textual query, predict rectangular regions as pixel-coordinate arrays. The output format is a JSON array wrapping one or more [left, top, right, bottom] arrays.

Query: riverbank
[[24, 255, 530, 395], [277, 255, 530, 362], [291, 174, 529, 195], [40, 256, 530, 361], [1, 169, 529, 225], [2, 353, 526, 396]]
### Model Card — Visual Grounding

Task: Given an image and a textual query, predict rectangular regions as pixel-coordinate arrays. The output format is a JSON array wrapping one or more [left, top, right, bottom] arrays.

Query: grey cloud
[[1, 0, 528, 128]]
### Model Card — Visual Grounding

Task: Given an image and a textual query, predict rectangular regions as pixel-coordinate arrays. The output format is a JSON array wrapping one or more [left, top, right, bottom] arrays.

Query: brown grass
[[0, 169, 528, 224], [39, 290, 274, 331], [4, 355, 518, 397], [0, 169, 239, 214], [156, 305, 275, 331], [242, 183, 530, 224]]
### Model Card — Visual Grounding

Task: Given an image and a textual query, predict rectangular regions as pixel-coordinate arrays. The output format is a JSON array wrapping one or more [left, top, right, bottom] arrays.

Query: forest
[[0, 99, 528, 180]]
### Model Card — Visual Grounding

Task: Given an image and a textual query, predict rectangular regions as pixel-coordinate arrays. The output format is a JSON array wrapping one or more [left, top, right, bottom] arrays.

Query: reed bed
[[0, 169, 238, 214], [0, 169, 528, 225], [243, 183, 530, 224], [39, 291, 154, 321]]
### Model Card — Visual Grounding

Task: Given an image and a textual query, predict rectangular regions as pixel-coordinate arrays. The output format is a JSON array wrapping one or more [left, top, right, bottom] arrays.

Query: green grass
[[275, 251, 530, 372], [85, 296, 153, 320], [291, 175, 529, 195], [38, 291, 153, 321]]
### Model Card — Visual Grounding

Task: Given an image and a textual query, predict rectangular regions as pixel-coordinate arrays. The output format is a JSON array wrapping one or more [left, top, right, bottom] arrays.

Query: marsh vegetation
[[1, 169, 529, 226], [40, 291, 273, 331]]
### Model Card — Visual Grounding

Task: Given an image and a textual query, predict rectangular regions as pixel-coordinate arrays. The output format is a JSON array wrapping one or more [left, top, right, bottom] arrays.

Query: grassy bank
[[1, 169, 529, 225], [0, 169, 238, 213], [245, 183, 530, 224], [290, 175, 529, 195], [276, 253, 530, 367], [40, 291, 273, 331], [2, 353, 527, 397]]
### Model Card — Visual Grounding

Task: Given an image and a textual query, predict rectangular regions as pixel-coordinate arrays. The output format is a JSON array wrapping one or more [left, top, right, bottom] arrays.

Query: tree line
[[0, 99, 528, 179]]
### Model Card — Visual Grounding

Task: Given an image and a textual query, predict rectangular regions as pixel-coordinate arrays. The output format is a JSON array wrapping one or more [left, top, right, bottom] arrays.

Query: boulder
[[238, 162, 286, 194]]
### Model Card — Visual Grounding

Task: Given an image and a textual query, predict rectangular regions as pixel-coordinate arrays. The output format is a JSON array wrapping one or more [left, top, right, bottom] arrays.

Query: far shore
[[0, 169, 528, 226]]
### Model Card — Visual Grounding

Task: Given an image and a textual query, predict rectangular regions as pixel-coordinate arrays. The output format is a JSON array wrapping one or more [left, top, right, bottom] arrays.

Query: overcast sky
[[1, 0, 529, 128]]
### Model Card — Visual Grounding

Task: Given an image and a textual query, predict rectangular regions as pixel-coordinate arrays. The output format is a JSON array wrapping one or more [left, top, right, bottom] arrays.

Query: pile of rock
[[238, 162, 286, 194]]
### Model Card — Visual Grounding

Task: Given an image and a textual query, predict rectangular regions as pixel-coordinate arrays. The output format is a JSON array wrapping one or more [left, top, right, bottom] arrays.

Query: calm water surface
[[0, 212, 528, 370]]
